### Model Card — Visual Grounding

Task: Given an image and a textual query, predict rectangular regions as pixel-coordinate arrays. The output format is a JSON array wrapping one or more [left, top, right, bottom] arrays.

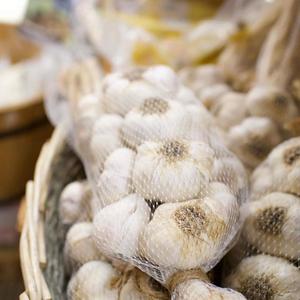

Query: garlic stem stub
[[241, 192, 300, 261], [67, 261, 119, 300], [223, 254, 300, 300], [139, 182, 240, 272]]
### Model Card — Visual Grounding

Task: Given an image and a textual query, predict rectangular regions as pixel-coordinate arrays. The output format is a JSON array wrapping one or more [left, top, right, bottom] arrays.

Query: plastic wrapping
[[54, 61, 248, 298]]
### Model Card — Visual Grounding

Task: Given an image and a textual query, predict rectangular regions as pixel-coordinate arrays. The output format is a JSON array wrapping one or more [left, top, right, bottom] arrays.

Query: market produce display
[[18, 0, 300, 299]]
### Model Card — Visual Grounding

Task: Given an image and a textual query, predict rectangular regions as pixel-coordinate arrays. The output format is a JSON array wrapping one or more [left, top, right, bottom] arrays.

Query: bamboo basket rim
[[20, 126, 66, 300]]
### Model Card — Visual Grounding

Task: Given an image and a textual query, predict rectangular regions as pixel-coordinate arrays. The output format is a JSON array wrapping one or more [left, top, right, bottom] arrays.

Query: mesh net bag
[[50, 60, 250, 299], [222, 137, 300, 299]]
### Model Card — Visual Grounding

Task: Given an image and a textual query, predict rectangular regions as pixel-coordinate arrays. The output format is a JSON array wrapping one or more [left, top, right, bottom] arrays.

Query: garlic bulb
[[59, 181, 92, 225], [93, 194, 150, 259], [139, 183, 239, 271], [93, 147, 135, 211], [251, 137, 300, 197], [67, 261, 119, 300], [227, 117, 282, 169], [224, 254, 300, 300], [122, 98, 186, 149], [198, 83, 231, 110], [172, 279, 246, 300], [119, 269, 169, 300], [211, 92, 248, 130], [64, 222, 104, 270], [179, 65, 225, 94], [77, 94, 103, 120], [132, 139, 215, 202], [89, 114, 123, 170], [246, 85, 299, 124], [101, 66, 179, 116], [241, 192, 300, 260]]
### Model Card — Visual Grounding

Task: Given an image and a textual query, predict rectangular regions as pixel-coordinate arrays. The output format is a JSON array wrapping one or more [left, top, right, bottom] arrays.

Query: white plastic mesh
[[58, 63, 248, 299]]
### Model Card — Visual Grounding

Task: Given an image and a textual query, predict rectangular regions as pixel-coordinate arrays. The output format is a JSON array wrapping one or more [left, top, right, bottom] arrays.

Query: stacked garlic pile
[[223, 137, 300, 299], [180, 0, 300, 171], [62, 64, 248, 298]]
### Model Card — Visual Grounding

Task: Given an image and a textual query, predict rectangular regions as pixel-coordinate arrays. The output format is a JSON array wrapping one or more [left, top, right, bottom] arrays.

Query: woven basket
[[19, 127, 85, 300]]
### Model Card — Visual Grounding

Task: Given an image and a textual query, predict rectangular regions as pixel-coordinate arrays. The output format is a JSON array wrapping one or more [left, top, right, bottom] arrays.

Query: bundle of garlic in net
[[180, 0, 300, 172], [52, 58, 249, 299], [222, 137, 300, 299]]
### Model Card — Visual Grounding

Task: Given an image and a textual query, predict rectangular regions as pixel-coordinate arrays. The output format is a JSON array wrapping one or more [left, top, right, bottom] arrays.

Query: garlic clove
[[67, 261, 119, 300], [89, 114, 123, 171], [93, 148, 135, 211], [64, 222, 105, 272], [211, 92, 248, 131], [139, 184, 239, 271], [227, 117, 282, 169], [172, 279, 246, 300], [59, 181, 92, 225], [121, 98, 186, 149], [197, 83, 231, 110], [93, 194, 150, 260], [246, 85, 299, 124], [223, 254, 300, 300], [241, 192, 300, 260], [132, 139, 214, 202]]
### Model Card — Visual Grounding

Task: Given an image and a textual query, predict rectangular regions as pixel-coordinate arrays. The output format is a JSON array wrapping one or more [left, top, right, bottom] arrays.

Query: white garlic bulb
[[59, 181, 92, 225], [64, 222, 104, 270], [251, 137, 300, 197], [246, 85, 299, 124], [101, 66, 179, 116], [172, 279, 246, 300], [227, 117, 282, 169], [119, 269, 169, 300], [224, 254, 300, 300], [93, 194, 150, 259], [179, 65, 225, 93], [139, 183, 239, 271], [132, 139, 215, 202], [122, 98, 186, 149], [241, 192, 300, 260], [198, 83, 231, 110], [93, 148, 135, 211], [67, 261, 119, 300], [211, 92, 248, 130], [89, 114, 123, 170], [77, 94, 103, 120]]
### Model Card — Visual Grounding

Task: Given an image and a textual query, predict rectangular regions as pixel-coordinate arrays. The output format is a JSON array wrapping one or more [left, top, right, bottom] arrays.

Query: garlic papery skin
[[227, 117, 282, 169], [93, 148, 135, 211], [77, 94, 103, 120], [89, 114, 123, 171], [246, 85, 299, 124], [241, 192, 300, 260], [172, 280, 246, 300], [132, 139, 214, 203], [198, 83, 231, 110], [251, 137, 300, 197], [139, 183, 239, 271], [67, 261, 119, 300], [59, 181, 92, 226], [101, 66, 179, 116], [121, 98, 186, 149], [119, 269, 169, 300], [211, 92, 248, 131], [223, 254, 300, 300], [93, 194, 150, 260], [64, 222, 104, 271]]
